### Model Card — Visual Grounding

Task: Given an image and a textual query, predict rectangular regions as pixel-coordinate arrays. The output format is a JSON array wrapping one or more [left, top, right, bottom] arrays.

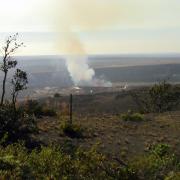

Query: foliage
[[11, 69, 28, 111], [24, 100, 57, 117], [0, 142, 178, 179], [0, 33, 24, 105], [130, 144, 180, 180], [121, 111, 144, 121], [131, 81, 180, 113], [165, 171, 180, 180], [130, 89, 151, 113], [60, 122, 84, 138], [0, 34, 35, 144], [0, 125, 179, 180], [24, 100, 42, 117], [0, 143, 136, 179], [151, 143, 171, 159], [0, 104, 37, 143], [149, 81, 179, 113]]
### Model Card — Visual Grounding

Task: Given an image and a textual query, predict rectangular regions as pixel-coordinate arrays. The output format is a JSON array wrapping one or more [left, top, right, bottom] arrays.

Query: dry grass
[[35, 111, 180, 159]]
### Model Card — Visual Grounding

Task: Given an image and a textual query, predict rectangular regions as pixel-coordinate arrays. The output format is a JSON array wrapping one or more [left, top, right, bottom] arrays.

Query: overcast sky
[[0, 0, 180, 55]]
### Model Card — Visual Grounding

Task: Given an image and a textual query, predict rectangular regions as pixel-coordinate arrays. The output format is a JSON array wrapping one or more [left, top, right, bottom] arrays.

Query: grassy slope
[[35, 111, 180, 160]]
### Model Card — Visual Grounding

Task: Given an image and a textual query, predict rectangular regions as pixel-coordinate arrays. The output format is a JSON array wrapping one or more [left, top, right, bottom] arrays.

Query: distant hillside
[[0, 55, 180, 91], [95, 63, 180, 83]]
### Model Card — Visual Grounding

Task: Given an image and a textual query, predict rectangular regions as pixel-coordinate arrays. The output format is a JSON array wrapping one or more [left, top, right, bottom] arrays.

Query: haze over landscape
[[1, 0, 180, 54], [0, 1, 180, 179], [1, 0, 180, 92]]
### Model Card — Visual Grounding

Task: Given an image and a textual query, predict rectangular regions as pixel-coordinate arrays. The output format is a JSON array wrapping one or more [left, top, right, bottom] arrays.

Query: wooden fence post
[[69, 94, 73, 124]]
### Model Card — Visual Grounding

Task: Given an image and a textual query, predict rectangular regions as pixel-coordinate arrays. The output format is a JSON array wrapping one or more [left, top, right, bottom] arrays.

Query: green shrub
[[0, 142, 178, 179], [60, 122, 84, 138], [24, 100, 56, 117], [151, 143, 171, 159], [0, 104, 17, 138], [24, 100, 43, 118], [60, 139, 78, 154], [131, 81, 180, 113], [121, 111, 144, 121], [0, 143, 136, 179], [0, 104, 37, 143], [148, 81, 178, 113], [0, 143, 30, 179], [130, 144, 180, 180], [165, 171, 180, 180]]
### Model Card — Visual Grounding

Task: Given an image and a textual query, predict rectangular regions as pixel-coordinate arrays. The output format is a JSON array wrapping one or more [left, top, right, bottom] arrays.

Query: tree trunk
[[12, 92, 16, 112], [1, 71, 7, 106]]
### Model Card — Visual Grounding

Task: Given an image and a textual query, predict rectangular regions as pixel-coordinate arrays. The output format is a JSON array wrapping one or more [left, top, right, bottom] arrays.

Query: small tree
[[11, 69, 28, 111], [0, 33, 24, 106], [149, 81, 178, 113], [131, 81, 179, 113]]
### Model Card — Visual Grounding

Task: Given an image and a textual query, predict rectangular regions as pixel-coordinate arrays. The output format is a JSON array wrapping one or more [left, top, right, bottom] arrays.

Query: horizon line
[[3, 52, 180, 57]]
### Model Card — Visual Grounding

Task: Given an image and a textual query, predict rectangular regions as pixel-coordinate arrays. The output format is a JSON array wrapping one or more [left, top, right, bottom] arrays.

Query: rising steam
[[60, 32, 112, 87], [55, 0, 128, 86], [66, 55, 95, 86], [58, 31, 95, 86]]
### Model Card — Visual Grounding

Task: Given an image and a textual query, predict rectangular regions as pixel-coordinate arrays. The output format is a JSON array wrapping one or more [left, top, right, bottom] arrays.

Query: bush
[[23, 100, 56, 117], [0, 142, 178, 179], [0, 104, 37, 144], [121, 111, 144, 122], [24, 100, 43, 118], [165, 171, 180, 180], [131, 81, 180, 113], [0, 143, 136, 179], [0, 104, 17, 138], [151, 143, 171, 159], [149, 81, 179, 113], [130, 144, 180, 180], [40, 107, 57, 117], [60, 122, 84, 138]]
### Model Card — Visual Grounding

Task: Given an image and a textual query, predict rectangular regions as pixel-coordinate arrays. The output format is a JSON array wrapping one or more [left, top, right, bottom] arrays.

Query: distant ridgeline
[[95, 64, 180, 84]]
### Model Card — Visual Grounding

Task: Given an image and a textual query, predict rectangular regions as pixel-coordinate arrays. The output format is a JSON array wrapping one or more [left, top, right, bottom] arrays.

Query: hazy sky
[[0, 0, 180, 55]]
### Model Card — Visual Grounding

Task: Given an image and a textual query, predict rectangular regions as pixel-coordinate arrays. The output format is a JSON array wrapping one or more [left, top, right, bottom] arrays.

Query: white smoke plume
[[62, 35, 111, 87], [58, 31, 96, 86], [63, 35, 112, 86], [55, 0, 123, 86], [66, 55, 95, 86]]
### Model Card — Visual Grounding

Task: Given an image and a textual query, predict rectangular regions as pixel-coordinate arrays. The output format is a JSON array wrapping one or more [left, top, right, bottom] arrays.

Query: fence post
[[69, 94, 73, 124]]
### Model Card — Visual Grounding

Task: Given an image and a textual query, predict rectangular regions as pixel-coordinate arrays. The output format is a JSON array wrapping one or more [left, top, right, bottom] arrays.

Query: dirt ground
[[34, 111, 180, 160]]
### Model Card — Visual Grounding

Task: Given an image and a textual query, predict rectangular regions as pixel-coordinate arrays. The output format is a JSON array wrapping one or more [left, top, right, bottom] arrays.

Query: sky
[[0, 0, 180, 55]]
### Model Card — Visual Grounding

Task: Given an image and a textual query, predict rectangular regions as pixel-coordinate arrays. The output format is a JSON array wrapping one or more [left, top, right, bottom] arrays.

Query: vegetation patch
[[23, 100, 57, 118], [130, 144, 180, 180], [121, 111, 145, 122], [0, 143, 137, 179], [0, 104, 37, 143], [131, 81, 180, 113], [60, 122, 84, 138], [0, 142, 179, 179]]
